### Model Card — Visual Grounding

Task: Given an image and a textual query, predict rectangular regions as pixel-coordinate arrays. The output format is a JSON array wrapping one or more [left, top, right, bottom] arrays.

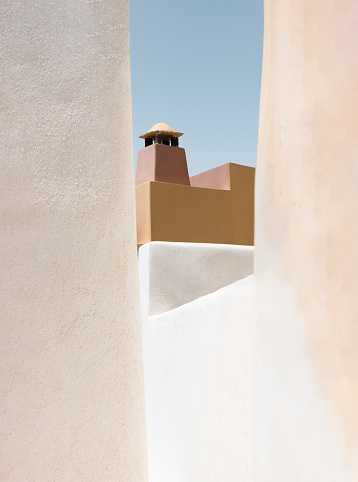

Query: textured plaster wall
[[255, 1, 358, 480], [139, 242, 254, 482], [0, 1, 147, 480]]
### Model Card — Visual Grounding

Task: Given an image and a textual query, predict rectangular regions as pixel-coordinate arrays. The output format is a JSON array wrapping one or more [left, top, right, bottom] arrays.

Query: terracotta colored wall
[[136, 144, 190, 186], [255, 1, 358, 480], [136, 163, 255, 246], [190, 163, 231, 190], [0, 1, 147, 479]]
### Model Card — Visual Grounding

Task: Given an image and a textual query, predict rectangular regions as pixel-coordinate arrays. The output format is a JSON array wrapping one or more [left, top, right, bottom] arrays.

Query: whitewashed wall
[[140, 242, 254, 482], [139, 241, 254, 316], [255, 1, 358, 480], [0, 1, 147, 479]]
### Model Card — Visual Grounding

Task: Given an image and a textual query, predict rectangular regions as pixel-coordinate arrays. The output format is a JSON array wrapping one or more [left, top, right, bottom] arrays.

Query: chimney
[[135, 123, 190, 186]]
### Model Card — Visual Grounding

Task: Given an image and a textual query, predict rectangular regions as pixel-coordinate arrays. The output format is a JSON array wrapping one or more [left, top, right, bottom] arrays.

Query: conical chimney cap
[[139, 123, 183, 139]]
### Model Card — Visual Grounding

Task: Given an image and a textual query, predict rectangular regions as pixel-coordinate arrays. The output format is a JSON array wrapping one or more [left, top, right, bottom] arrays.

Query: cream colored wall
[[0, 1, 147, 480], [255, 1, 358, 480]]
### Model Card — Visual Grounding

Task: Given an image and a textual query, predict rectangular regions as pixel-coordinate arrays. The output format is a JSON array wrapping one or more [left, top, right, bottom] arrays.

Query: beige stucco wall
[[255, 1, 358, 480], [0, 1, 147, 480]]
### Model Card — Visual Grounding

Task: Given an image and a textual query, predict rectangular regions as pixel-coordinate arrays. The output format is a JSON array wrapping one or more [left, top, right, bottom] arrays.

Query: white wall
[[139, 241, 254, 316], [0, 1, 147, 479], [140, 242, 254, 482], [255, 1, 358, 480]]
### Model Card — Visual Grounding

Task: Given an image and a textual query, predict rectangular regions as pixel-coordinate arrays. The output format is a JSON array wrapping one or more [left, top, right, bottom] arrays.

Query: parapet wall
[[136, 163, 255, 246]]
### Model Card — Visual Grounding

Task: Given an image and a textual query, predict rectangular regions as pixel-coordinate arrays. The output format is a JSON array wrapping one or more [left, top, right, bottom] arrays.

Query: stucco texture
[[0, 1, 147, 480], [255, 1, 358, 480]]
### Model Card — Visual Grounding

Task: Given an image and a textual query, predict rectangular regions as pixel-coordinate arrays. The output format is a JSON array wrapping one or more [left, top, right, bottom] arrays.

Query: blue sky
[[130, 0, 263, 177]]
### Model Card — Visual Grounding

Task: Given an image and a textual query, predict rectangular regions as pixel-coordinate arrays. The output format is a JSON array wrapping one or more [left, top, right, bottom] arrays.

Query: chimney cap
[[139, 123, 183, 139]]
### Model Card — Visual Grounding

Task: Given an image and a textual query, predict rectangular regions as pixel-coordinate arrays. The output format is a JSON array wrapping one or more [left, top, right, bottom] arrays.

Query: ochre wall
[[255, 1, 358, 480], [0, 1, 147, 479], [136, 163, 255, 246]]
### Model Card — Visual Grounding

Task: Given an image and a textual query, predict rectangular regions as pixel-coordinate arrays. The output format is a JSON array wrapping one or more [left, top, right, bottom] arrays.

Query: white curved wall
[[140, 242, 254, 482], [255, 1, 358, 480], [0, 1, 147, 479], [139, 241, 254, 317]]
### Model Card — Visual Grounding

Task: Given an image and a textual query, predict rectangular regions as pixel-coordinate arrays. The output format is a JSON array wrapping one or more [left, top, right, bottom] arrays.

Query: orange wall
[[136, 163, 255, 246]]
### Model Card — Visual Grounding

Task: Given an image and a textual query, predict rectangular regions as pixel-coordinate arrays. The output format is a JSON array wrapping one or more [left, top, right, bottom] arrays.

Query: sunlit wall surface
[[0, 1, 147, 479], [255, 1, 358, 480]]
